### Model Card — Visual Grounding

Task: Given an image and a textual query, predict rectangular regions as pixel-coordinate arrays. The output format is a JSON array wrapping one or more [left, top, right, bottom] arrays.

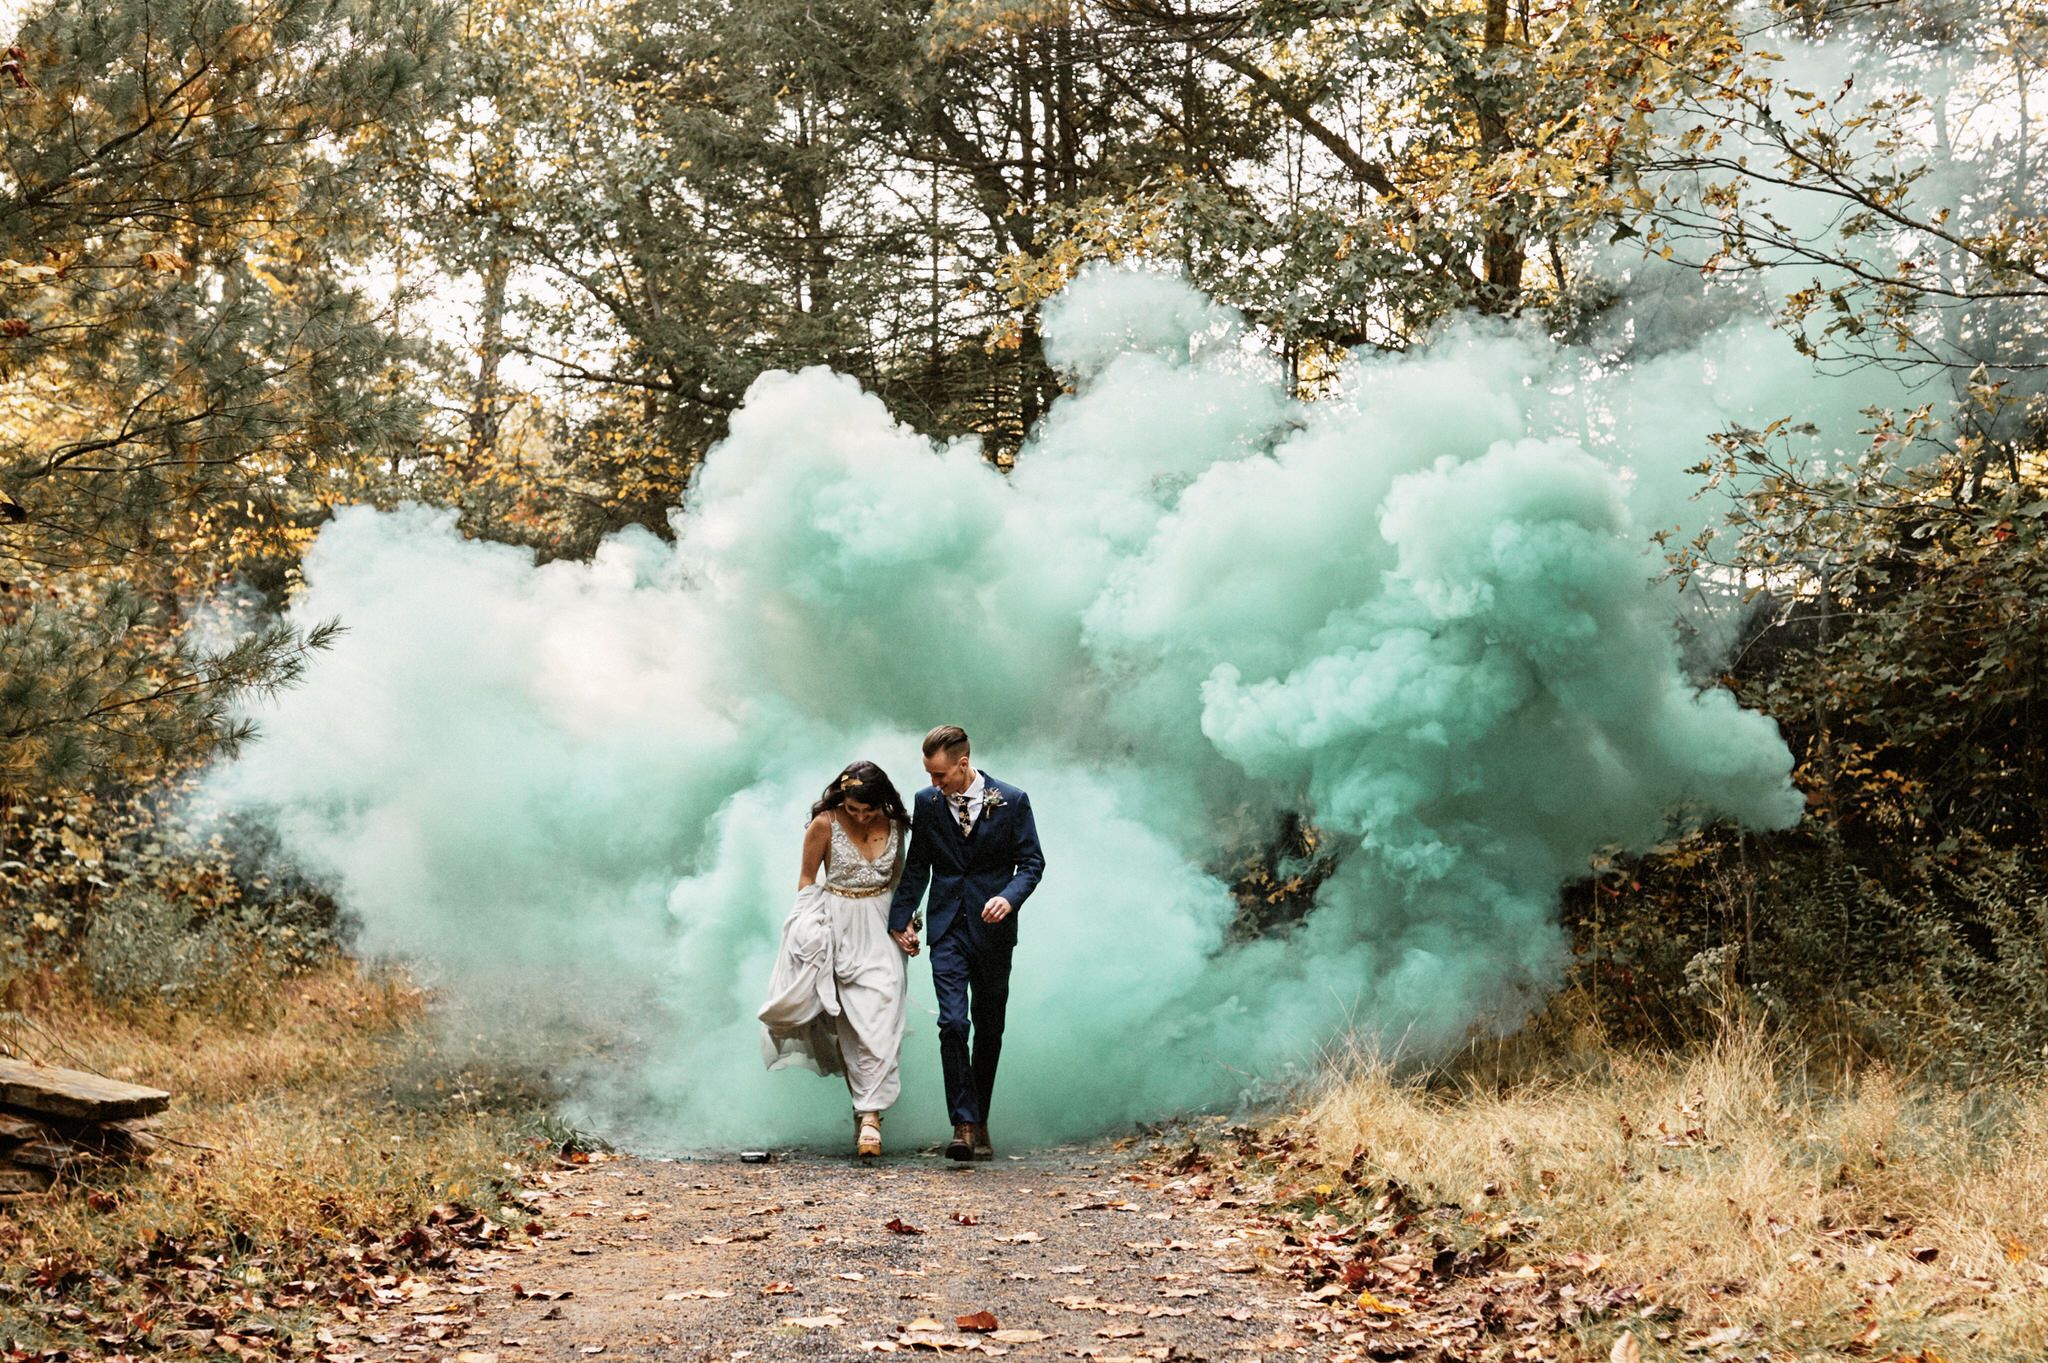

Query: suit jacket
[[887, 774, 1044, 946]]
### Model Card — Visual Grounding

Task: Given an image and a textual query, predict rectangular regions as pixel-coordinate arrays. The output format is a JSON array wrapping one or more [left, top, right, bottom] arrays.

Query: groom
[[889, 725, 1044, 1161]]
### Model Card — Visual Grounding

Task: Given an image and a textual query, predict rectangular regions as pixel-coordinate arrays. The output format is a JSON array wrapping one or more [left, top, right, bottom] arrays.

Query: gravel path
[[328, 1136, 1348, 1363]]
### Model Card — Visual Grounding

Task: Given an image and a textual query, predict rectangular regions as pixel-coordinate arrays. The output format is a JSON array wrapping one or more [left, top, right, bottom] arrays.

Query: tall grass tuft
[[1303, 1017, 2048, 1358]]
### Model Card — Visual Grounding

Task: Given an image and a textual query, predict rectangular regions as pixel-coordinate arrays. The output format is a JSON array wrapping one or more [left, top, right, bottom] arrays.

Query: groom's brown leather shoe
[[971, 1123, 994, 1161], [946, 1124, 975, 1161]]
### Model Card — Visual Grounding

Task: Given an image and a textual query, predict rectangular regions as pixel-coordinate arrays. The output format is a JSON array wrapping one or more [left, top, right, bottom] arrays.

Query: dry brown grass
[[1302, 1018, 2048, 1360], [0, 960, 557, 1350]]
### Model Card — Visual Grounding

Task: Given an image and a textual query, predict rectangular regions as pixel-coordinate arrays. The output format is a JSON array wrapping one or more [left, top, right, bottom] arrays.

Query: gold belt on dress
[[823, 883, 887, 899]]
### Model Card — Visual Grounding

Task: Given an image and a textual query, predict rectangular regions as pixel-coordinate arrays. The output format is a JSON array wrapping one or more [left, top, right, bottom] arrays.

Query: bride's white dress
[[757, 817, 907, 1112]]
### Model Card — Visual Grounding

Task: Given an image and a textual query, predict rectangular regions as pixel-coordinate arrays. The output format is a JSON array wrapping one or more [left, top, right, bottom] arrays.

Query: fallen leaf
[[990, 1331, 1049, 1344], [1610, 1333, 1642, 1363], [1689, 1326, 1748, 1351], [995, 1232, 1043, 1244], [956, 1311, 999, 1332], [748, 1204, 785, 1217], [784, 1315, 848, 1329], [763, 1282, 798, 1295], [1356, 1289, 1409, 1315], [885, 1218, 926, 1236], [905, 1318, 947, 1332], [951, 1212, 980, 1226], [456, 1353, 499, 1363], [837, 1272, 869, 1282], [1096, 1325, 1144, 1339], [660, 1289, 732, 1301], [578, 1348, 604, 1356], [512, 1287, 572, 1302]]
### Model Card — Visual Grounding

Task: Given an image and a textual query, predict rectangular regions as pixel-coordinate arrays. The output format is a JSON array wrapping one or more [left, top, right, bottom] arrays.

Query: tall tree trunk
[[469, 244, 510, 461], [795, 95, 837, 364], [1016, 33, 1043, 438], [927, 139, 944, 386], [1054, 7, 1078, 202], [1476, 0, 1524, 313]]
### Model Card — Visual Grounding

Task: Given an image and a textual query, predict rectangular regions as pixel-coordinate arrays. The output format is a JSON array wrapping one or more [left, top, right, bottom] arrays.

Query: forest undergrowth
[[0, 961, 578, 1358], [1254, 1003, 2047, 1361]]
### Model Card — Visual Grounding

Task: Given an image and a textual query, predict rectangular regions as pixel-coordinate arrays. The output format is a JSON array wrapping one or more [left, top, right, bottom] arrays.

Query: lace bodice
[[822, 816, 900, 894]]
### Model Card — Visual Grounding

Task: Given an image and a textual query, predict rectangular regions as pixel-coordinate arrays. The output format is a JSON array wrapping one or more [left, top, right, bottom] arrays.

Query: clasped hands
[[892, 896, 1011, 956]]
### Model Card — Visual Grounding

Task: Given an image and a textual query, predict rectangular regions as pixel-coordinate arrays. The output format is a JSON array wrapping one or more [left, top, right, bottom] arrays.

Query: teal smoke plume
[[208, 270, 1806, 1149]]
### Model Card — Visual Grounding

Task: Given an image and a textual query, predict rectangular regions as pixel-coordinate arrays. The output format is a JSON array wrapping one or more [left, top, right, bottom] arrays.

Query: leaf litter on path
[[314, 1138, 1304, 1363]]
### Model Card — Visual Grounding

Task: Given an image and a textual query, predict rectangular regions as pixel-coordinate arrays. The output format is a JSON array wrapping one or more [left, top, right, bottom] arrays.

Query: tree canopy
[[3, 0, 2045, 1051]]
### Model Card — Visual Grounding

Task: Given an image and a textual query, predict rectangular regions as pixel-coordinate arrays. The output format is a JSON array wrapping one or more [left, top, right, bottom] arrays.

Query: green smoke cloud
[[208, 269, 1806, 1150]]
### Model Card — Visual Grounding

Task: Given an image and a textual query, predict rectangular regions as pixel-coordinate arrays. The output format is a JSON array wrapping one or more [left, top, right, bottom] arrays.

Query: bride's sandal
[[855, 1112, 883, 1158]]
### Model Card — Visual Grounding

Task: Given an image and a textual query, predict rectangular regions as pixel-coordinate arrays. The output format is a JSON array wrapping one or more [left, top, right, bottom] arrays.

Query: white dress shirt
[[948, 770, 988, 831]]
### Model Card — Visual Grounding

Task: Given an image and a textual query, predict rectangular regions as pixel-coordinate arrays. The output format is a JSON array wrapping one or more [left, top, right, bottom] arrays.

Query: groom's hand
[[981, 896, 1012, 924], [892, 927, 920, 956]]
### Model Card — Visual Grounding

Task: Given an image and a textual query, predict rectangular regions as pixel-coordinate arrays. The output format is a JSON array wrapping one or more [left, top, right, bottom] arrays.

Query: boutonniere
[[980, 787, 1007, 816]]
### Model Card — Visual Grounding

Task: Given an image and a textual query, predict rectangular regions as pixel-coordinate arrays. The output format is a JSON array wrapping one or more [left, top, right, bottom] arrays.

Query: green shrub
[[1567, 835, 2048, 1080], [76, 889, 270, 1014]]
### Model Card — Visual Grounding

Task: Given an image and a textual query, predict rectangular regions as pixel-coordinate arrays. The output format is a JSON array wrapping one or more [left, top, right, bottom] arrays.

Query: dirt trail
[[326, 1137, 1351, 1363]]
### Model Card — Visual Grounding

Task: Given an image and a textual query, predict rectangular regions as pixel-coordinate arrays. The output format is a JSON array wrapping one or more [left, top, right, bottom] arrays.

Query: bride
[[757, 761, 914, 1157]]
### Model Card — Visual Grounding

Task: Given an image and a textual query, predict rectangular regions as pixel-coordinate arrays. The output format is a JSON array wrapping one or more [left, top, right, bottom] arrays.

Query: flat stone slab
[[0, 1058, 170, 1121], [0, 1165, 52, 1194]]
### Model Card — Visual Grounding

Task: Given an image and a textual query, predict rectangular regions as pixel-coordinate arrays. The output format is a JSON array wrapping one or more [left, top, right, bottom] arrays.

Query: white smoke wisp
[[205, 268, 1807, 1151]]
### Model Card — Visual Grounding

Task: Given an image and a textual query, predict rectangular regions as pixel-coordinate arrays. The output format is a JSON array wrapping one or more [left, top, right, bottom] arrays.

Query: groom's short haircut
[[922, 724, 970, 758]]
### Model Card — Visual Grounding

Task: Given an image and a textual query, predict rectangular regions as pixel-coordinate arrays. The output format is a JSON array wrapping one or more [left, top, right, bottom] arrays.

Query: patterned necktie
[[949, 791, 972, 837]]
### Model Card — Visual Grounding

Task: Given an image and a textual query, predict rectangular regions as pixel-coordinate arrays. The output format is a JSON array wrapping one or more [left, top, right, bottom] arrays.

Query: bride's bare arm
[[797, 814, 830, 889], [885, 822, 908, 897]]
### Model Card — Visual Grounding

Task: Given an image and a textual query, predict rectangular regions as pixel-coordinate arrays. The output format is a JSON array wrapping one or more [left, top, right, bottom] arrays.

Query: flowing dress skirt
[[758, 884, 907, 1112]]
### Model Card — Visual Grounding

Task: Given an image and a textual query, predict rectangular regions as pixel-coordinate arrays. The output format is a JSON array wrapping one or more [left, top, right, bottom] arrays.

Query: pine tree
[[0, 0, 456, 791]]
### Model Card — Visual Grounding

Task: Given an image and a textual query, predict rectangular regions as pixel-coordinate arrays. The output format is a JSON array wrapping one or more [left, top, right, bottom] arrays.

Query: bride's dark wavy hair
[[809, 760, 910, 827]]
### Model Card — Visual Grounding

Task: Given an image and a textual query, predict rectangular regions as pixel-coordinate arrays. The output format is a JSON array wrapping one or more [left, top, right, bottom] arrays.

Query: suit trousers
[[927, 921, 1012, 1127]]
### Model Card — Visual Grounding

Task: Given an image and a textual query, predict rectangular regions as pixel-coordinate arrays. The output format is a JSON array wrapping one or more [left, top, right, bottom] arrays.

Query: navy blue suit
[[888, 774, 1044, 1127]]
